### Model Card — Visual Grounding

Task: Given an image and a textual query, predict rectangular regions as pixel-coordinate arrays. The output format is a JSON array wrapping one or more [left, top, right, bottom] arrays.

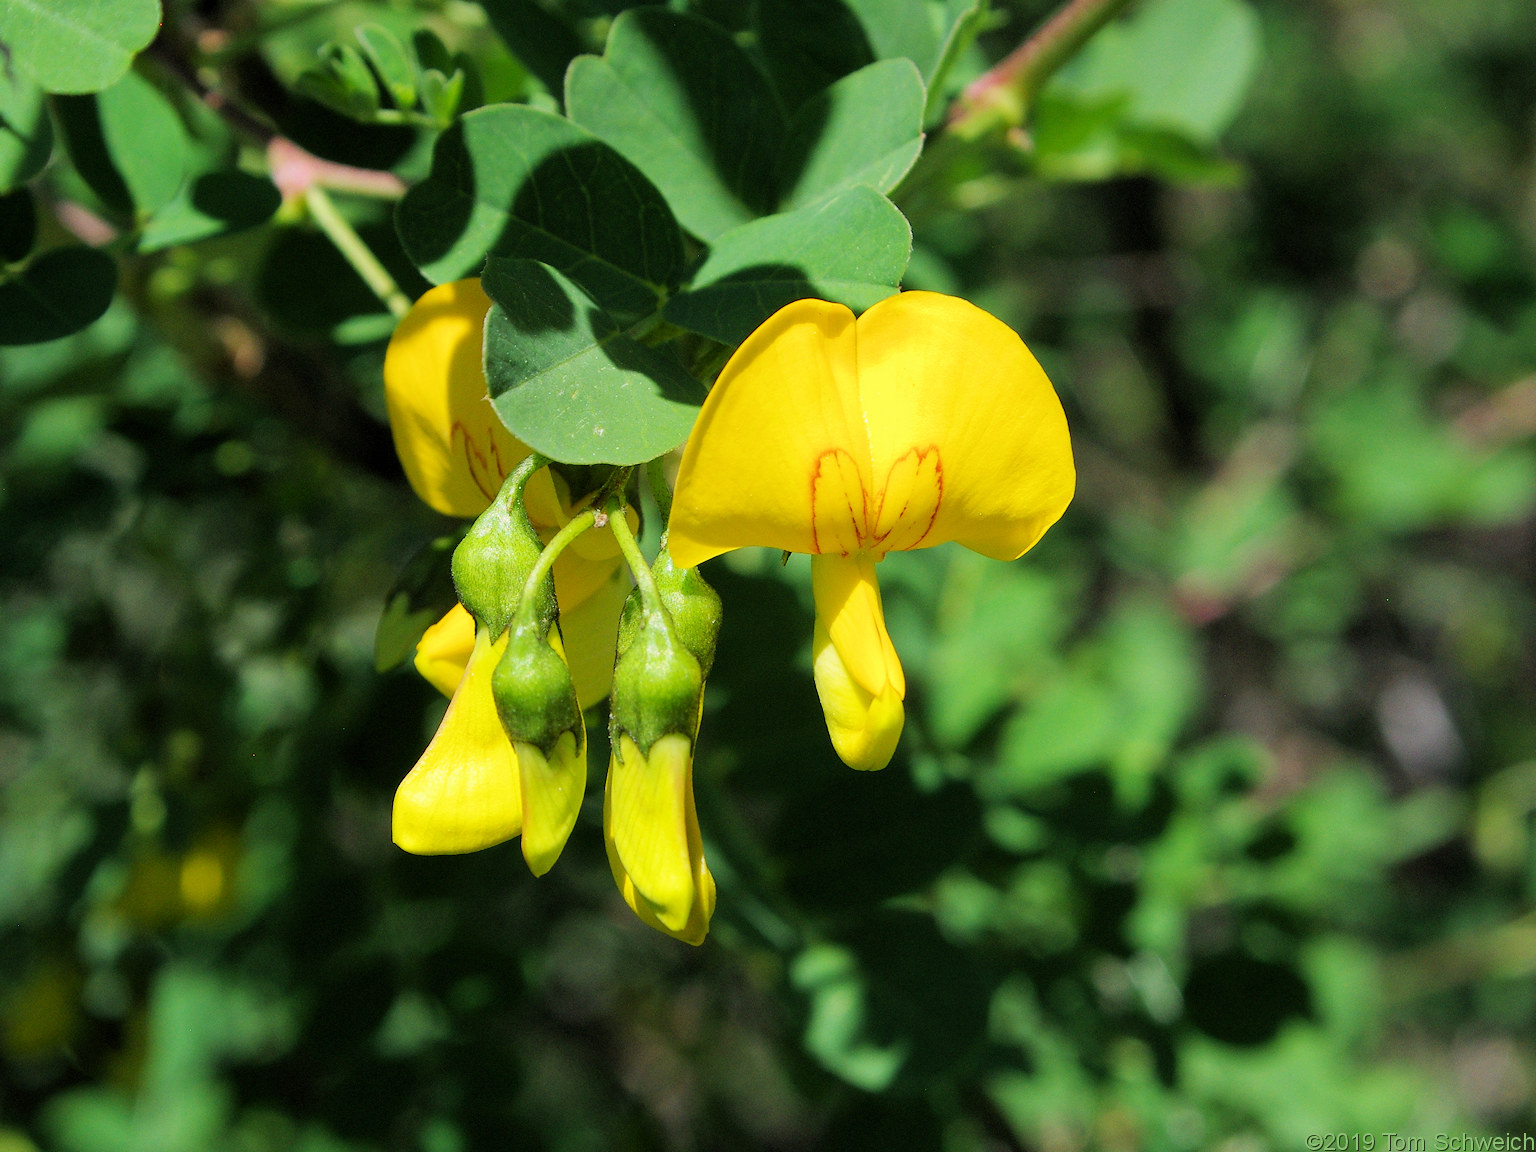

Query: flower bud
[[493, 617, 581, 752], [492, 617, 586, 876], [622, 548, 722, 676], [610, 606, 704, 754], [605, 602, 714, 942], [451, 473, 554, 637]]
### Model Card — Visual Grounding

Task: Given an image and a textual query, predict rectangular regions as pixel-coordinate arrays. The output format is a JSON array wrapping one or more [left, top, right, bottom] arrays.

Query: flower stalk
[[647, 457, 674, 525], [303, 184, 412, 318], [947, 0, 1138, 141], [607, 494, 663, 614], [515, 508, 598, 629]]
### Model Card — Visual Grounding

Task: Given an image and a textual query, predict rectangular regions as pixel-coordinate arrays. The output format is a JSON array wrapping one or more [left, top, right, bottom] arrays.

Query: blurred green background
[[4, 0, 1536, 1149]]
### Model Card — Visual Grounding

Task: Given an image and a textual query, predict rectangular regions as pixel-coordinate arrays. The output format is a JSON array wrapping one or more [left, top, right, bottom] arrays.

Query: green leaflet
[[138, 173, 282, 254], [565, 9, 784, 242], [394, 104, 684, 325], [0, 247, 117, 345], [777, 59, 926, 211], [663, 185, 911, 345], [54, 70, 190, 216], [753, 0, 981, 116], [1034, 0, 1262, 182], [566, 8, 924, 240], [0, 0, 161, 95], [1051, 0, 1262, 144], [481, 258, 706, 466]]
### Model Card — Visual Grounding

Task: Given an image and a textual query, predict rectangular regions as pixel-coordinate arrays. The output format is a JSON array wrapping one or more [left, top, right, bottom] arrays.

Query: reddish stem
[[949, 0, 1137, 138]]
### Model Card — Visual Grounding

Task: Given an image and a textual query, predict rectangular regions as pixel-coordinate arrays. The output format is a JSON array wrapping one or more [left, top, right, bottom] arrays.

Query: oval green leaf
[[54, 70, 189, 216], [1048, 0, 1262, 145], [0, 246, 116, 345], [138, 171, 282, 253], [0, 0, 162, 95], [664, 185, 911, 345], [777, 59, 925, 211], [565, 8, 785, 242], [482, 257, 706, 466], [396, 104, 683, 325]]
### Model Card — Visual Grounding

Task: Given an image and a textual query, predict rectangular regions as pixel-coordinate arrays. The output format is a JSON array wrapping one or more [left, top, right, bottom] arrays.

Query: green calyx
[[451, 459, 555, 636], [656, 547, 722, 676], [610, 605, 704, 756], [491, 616, 581, 756], [619, 547, 722, 676]]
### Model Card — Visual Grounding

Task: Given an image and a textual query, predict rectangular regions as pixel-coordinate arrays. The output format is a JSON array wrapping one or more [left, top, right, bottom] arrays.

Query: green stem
[[590, 464, 635, 514], [516, 509, 598, 628], [370, 108, 445, 130], [626, 313, 685, 347], [304, 185, 412, 318], [608, 496, 662, 612], [646, 457, 674, 526], [505, 451, 548, 502], [693, 343, 734, 386], [948, 0, 1137, 139]]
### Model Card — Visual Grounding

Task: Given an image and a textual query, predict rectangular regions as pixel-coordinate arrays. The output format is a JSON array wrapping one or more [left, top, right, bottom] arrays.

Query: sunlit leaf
[[396, 104, 683, 324], [566, 8, 785, 242], [0, 0, 161, 95], [777, 59, 925, 210], [663, 185, 910, 345], [54, 70, 189, 215], [481, 257, 706, 466]]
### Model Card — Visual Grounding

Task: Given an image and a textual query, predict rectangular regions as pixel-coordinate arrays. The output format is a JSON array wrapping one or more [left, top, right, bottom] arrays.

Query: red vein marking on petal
[[454, 422, 511, 504], [868, 446, 943, 554], [809, 447, 869, 555]]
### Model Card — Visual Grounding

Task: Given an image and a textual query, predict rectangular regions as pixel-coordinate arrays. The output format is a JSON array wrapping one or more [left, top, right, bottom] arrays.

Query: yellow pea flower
[[393, 625, 522, 854], [668, 292, 1074, 771], [384, 278, 632, 708], [384, 280, 632, 861], [413, 602, 476, 698], [603, 564, 717, 944], [604, 732, 715, 945]]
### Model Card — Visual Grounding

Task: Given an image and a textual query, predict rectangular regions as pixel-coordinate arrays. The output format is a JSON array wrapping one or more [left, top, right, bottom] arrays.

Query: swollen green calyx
[[450, 455, 554, 637]]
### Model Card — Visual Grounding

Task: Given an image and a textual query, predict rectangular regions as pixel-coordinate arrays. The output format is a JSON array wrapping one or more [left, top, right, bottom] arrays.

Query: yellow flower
[[385, 278, 631, 708], [604, 733, 715, 945], [603, 588, 716, 945], [384, 279, 631, 863], [668, 292, 1074, 771], [413, 602, 476, 697]]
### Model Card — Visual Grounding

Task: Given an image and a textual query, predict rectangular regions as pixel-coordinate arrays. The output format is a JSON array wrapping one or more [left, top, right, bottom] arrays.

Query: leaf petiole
[[303, 185, 411, 318]]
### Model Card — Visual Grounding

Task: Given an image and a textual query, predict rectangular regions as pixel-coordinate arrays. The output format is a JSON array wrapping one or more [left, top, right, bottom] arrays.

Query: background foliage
[[2, 0, 1535, 1149]]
